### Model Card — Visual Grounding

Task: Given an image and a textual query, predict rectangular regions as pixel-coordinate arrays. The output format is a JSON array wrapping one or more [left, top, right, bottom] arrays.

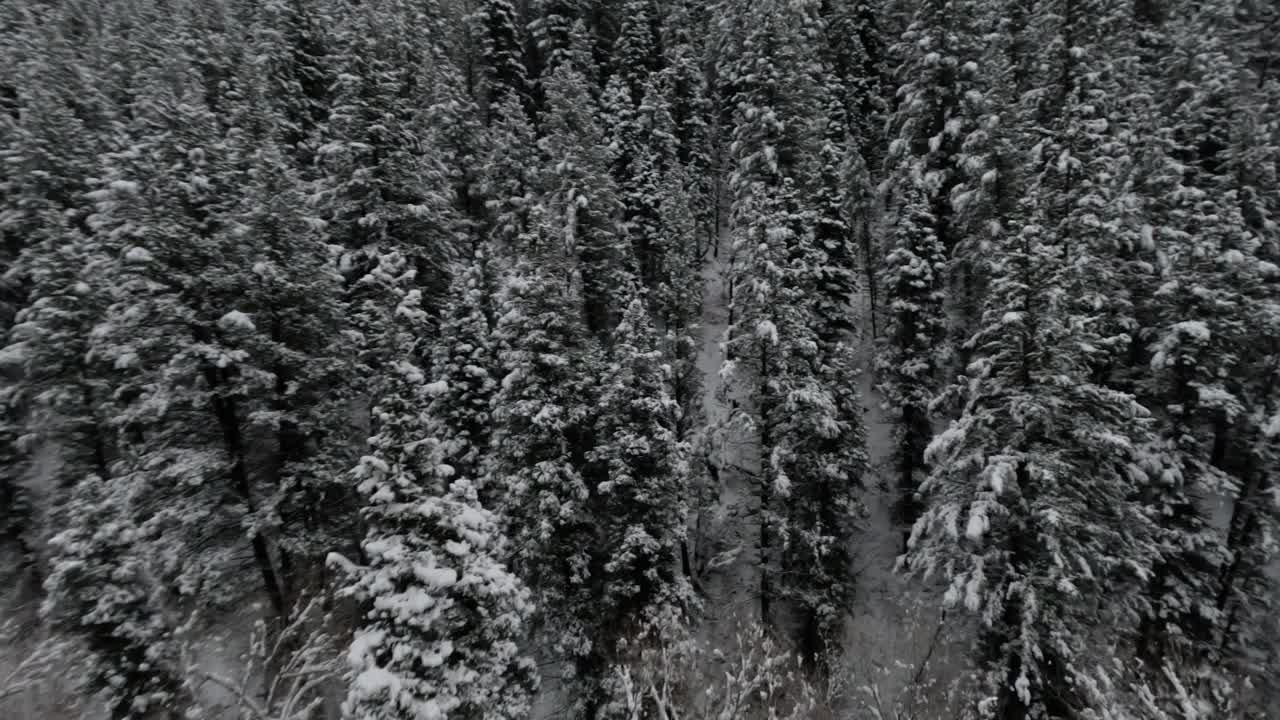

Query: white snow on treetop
[[217, 310, 256, 332]]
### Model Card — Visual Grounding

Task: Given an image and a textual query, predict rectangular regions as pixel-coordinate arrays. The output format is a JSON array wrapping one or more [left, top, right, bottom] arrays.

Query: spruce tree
[[653, 161, 706, 442], [657, 0, 715, 241], [223, 74, 362, 593], [480, 92, 543, 255], [490, 253, 603, 706], [906, 210, 1159, 718], [245, 0, 334, 167], [538, 39, 633, 336], [337, 285, 537, 720], [777, 330, 866, 673], [876, 177, 947, 547], [470, 0, 531, 119], [426, 250, 503, 503], [86, 63, 291, 612], [720, 180, 808, 627], [880, 0, 984, 352], [817, 0, 886, 168], [585, 296, 695, 708], [804, 71, 860, 344], [42, 475, 193, 720], [592, 296, 694, 619], [316, 0, 459, 307], [0, 11, 117, 582]]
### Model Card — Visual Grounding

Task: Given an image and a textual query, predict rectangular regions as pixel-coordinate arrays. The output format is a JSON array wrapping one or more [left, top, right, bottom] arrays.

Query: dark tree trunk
[[195, 323, 287, 616], [212, 391, 287, 617], [758, 340, 773, 627]]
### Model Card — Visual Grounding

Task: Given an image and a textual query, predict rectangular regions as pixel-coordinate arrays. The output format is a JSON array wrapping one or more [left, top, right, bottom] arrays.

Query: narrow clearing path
[[688, 240, 959, 714]]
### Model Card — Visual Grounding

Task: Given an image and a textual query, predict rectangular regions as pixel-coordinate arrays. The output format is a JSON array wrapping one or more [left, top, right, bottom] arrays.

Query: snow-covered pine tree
[[0, 7, 118, 583], [880, 0, 980, 258], [657, 0, 715, 243], [1198, 72, 1280, 720], [653, 160, 706, 442], [470, 0, 531, 121], [612, 0, 660, 101], [603, 74, 648, 272], [490, 251, 604, 712], [776, 318, 867, 675], [719, 179, 808, 628], [539, 34, 634, 337], [221, 70, 362, 595], [1143, 10, 1280, 693], [1029, 0, 1148, 384], [606, 73, 683, 296], [42, 474, 193, 720], [242, 0, 335, 168], [817, 0, 886, 169], [421, 49, 492, 242], [480, 92, 543, 256], [906, 176, 1160, 720], [0, 16, 17, 535], [880, 0, 984, 360], [716, 0, 820, 287], [427, 249, 502, 504], [585, 295, 695, 710], [336, 286, 537, 720], [598, 296, 693, 570], [946, 3, 1018, 376], [876, 176, 947, 547], [1113, 10, 1237, 676], [717, 0, 819, 198], [803, 64, 859, 345], [531, 0, 599, 77], [316, 0, 459, 309], [85, 61, 294, 613], [0, 222, 111, 576], [716, 2, 871, 659], [906, 7, 1179, 712], [658, 0, 712, 162]]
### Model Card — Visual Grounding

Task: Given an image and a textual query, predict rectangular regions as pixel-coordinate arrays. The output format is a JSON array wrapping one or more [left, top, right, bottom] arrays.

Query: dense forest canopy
[[1, 0, 1279, 718]]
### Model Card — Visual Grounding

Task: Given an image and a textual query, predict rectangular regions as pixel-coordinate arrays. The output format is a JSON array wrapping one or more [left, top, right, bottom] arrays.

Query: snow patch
[[414, 566, 458, 589], [965, 510, 987, 541], [395, 360, 425, 384], [755, 319, 778, 344], [124, 246, 153, 263], [1174, 320, 1210, 342], [218, 310, 256, 332]]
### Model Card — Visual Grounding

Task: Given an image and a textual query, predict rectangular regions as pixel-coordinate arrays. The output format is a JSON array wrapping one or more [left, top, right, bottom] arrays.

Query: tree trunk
[[860, 183, 877, 338], [758, 341, 773, 627], [1217, 468, 1261, 616], [212, 391, 287, 617], [897, 405, 923, 553], [196, 327, 287, 617]]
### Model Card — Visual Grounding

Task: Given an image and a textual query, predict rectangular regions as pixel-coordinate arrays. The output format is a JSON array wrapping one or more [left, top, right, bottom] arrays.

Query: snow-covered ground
[[692, 239, 760, 637], [840, 287, 965, 718]]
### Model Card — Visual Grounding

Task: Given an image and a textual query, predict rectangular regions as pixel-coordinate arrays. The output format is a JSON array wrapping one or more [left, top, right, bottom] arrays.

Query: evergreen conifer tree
[[876, 177, 947, 546], [42, 475, 193, 720], [490, 253, 603, 706], [338, 288, 537, 720]]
